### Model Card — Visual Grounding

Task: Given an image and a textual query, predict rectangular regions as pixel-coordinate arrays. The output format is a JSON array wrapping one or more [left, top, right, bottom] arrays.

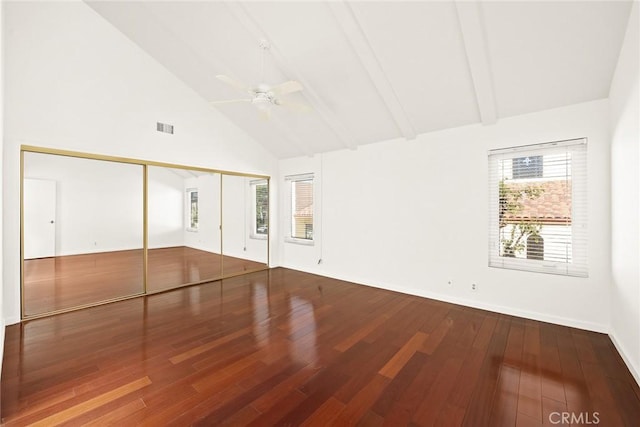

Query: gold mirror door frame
[[20, 146, 270, 320]]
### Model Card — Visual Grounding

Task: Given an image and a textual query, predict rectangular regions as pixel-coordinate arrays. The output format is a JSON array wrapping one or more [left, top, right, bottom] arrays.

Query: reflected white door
[[24, 179, 56, 259]]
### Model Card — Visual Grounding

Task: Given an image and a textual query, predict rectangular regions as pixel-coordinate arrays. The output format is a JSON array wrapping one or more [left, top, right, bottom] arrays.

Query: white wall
[[3, 1, 277, 324], [24, 152, 144, 256], [21, 154, 270, 259], [148, 167, 185, 249], [0, 0, 5, 374], [609, 2, 640, 385], [280, 99, 612, 333]]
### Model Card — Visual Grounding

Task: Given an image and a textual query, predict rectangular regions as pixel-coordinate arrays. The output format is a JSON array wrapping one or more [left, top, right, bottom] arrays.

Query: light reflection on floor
[[287, 296, 318, 365]]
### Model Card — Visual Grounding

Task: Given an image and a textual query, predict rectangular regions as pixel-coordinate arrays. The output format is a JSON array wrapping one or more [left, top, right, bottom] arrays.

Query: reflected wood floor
[[23, 247, 267, 316], [147, 247, 267, 292], [3, 268, 639, 426]]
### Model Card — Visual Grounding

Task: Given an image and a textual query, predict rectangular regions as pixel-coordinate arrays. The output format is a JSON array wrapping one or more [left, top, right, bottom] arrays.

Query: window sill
[[186, 228, 198, 233], [488, 259, 587, 278], [250, 234, 268, 240], [285, 237, 314, 246]]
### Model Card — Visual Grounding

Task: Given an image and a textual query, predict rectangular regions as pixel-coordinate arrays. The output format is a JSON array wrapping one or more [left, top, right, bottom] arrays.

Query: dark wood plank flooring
[[23, 247, 267, 316], [4, 268, 639, 425]]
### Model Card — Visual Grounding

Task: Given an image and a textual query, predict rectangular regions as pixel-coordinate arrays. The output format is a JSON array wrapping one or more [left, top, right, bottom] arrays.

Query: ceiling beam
[[328, 2, 416, 141], [454, 1, 498, 125], [224, 1, 358, 151]]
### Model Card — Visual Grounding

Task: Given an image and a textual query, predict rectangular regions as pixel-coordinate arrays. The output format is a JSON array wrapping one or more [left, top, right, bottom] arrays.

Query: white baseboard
[[609, 331, 640, 387], [403, 285, 607, 333], [6, 315, 20, 325], [0, 318, 5, 378], [280, 264, 608, 333], [352, 276, 606, 333]]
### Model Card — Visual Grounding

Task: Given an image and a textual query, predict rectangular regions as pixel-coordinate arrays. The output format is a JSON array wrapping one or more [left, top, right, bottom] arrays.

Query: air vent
[[156, 122, 174, 134]]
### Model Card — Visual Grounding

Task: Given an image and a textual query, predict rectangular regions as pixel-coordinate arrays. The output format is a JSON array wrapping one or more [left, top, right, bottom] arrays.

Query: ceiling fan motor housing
[[252, 92, 275, 109], [252, 85, 278, 107]]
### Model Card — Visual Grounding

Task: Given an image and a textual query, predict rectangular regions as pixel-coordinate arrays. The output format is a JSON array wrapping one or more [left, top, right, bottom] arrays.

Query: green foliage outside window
[[256, 184, 268, 235], [189, 191, 198, 230], [499, 180, 544, 258]]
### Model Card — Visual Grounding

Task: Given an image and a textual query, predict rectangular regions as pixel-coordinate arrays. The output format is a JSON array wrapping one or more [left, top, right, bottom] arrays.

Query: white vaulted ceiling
[[86, 1, 633, 159]]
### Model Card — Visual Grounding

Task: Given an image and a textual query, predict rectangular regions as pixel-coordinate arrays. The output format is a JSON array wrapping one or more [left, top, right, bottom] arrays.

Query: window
[[285, 174, 314, 243], [488, 138, 587, 277], [250, 180, 269, 238], [186, 188, 198, 231]]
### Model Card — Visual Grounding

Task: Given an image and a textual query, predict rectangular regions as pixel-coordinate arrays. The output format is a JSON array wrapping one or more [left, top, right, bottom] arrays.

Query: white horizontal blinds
[[286, 174, 314, 241], [488, 138, 588, 277]]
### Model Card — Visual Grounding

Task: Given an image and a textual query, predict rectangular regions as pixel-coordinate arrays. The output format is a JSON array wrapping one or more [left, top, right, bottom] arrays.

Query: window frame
[[186, 188, 198, 232], [488, 138, 588, 277], [250, 179, 269, 240], [285, 173, 315, 245]]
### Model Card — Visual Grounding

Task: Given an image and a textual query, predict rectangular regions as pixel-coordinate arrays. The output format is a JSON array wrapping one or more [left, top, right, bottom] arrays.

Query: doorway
[[23, 178, 56, 259]]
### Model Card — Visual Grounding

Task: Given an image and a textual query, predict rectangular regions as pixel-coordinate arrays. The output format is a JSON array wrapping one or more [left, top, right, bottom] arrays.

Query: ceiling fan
[[211, 40, 308, 120]]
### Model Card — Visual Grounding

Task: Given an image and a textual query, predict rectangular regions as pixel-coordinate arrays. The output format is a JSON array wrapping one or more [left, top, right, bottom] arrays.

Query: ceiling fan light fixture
[[251, 94, 272, 110], [211, 40, 307, 116]]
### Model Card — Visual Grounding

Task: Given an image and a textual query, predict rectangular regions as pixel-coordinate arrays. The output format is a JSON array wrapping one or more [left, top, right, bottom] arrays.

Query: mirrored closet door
[[221, 174, 269, 277], [147, 166, 222, 292], [21, 147, 270, 319], [22, 152, 144, 317]]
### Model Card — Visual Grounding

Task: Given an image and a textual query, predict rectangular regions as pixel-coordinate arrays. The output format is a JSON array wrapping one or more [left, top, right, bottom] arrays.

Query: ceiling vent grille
[[156, 122, 174, 134]]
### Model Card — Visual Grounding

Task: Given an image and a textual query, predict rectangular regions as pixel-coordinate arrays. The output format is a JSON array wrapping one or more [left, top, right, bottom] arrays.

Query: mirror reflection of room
[[22, 150, 270, 317], [147, 167, 223, 292], [221, 175, 269, 277], [22, 152, 144, 316]]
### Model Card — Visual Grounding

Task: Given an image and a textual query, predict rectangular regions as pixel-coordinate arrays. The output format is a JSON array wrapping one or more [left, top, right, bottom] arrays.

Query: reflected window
[[251, 180, 269, 238], [285, 174, 314, 243], [187, 188, 198, 231]]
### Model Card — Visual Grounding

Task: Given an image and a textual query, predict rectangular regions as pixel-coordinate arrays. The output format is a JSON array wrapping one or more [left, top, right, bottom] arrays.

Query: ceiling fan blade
[[209, 98, 252, 105], [278, 99, 311, 113], [216, 75, 251, 93], [271, 80, 303, 96]]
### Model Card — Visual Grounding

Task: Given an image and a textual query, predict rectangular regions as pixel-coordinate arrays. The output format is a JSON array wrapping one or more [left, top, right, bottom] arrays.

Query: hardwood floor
[[4, 268, 639, 426], [23, 249, 144, 316], [147, 247, 267, 292], [23, 247, 267, 317]]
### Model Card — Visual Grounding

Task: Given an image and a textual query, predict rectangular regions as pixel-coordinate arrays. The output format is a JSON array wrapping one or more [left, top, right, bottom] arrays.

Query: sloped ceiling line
[[268, 113, 315, 158], [328, 1, 417, 141], [224, 1, 358, 152], [135, 2, 313, 158], [454, 0, 498, 125]]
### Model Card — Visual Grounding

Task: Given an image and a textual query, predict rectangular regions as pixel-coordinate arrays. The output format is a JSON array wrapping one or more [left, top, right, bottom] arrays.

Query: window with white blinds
[[488, 138, 588, 277], [285, 174, 314, 243]]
